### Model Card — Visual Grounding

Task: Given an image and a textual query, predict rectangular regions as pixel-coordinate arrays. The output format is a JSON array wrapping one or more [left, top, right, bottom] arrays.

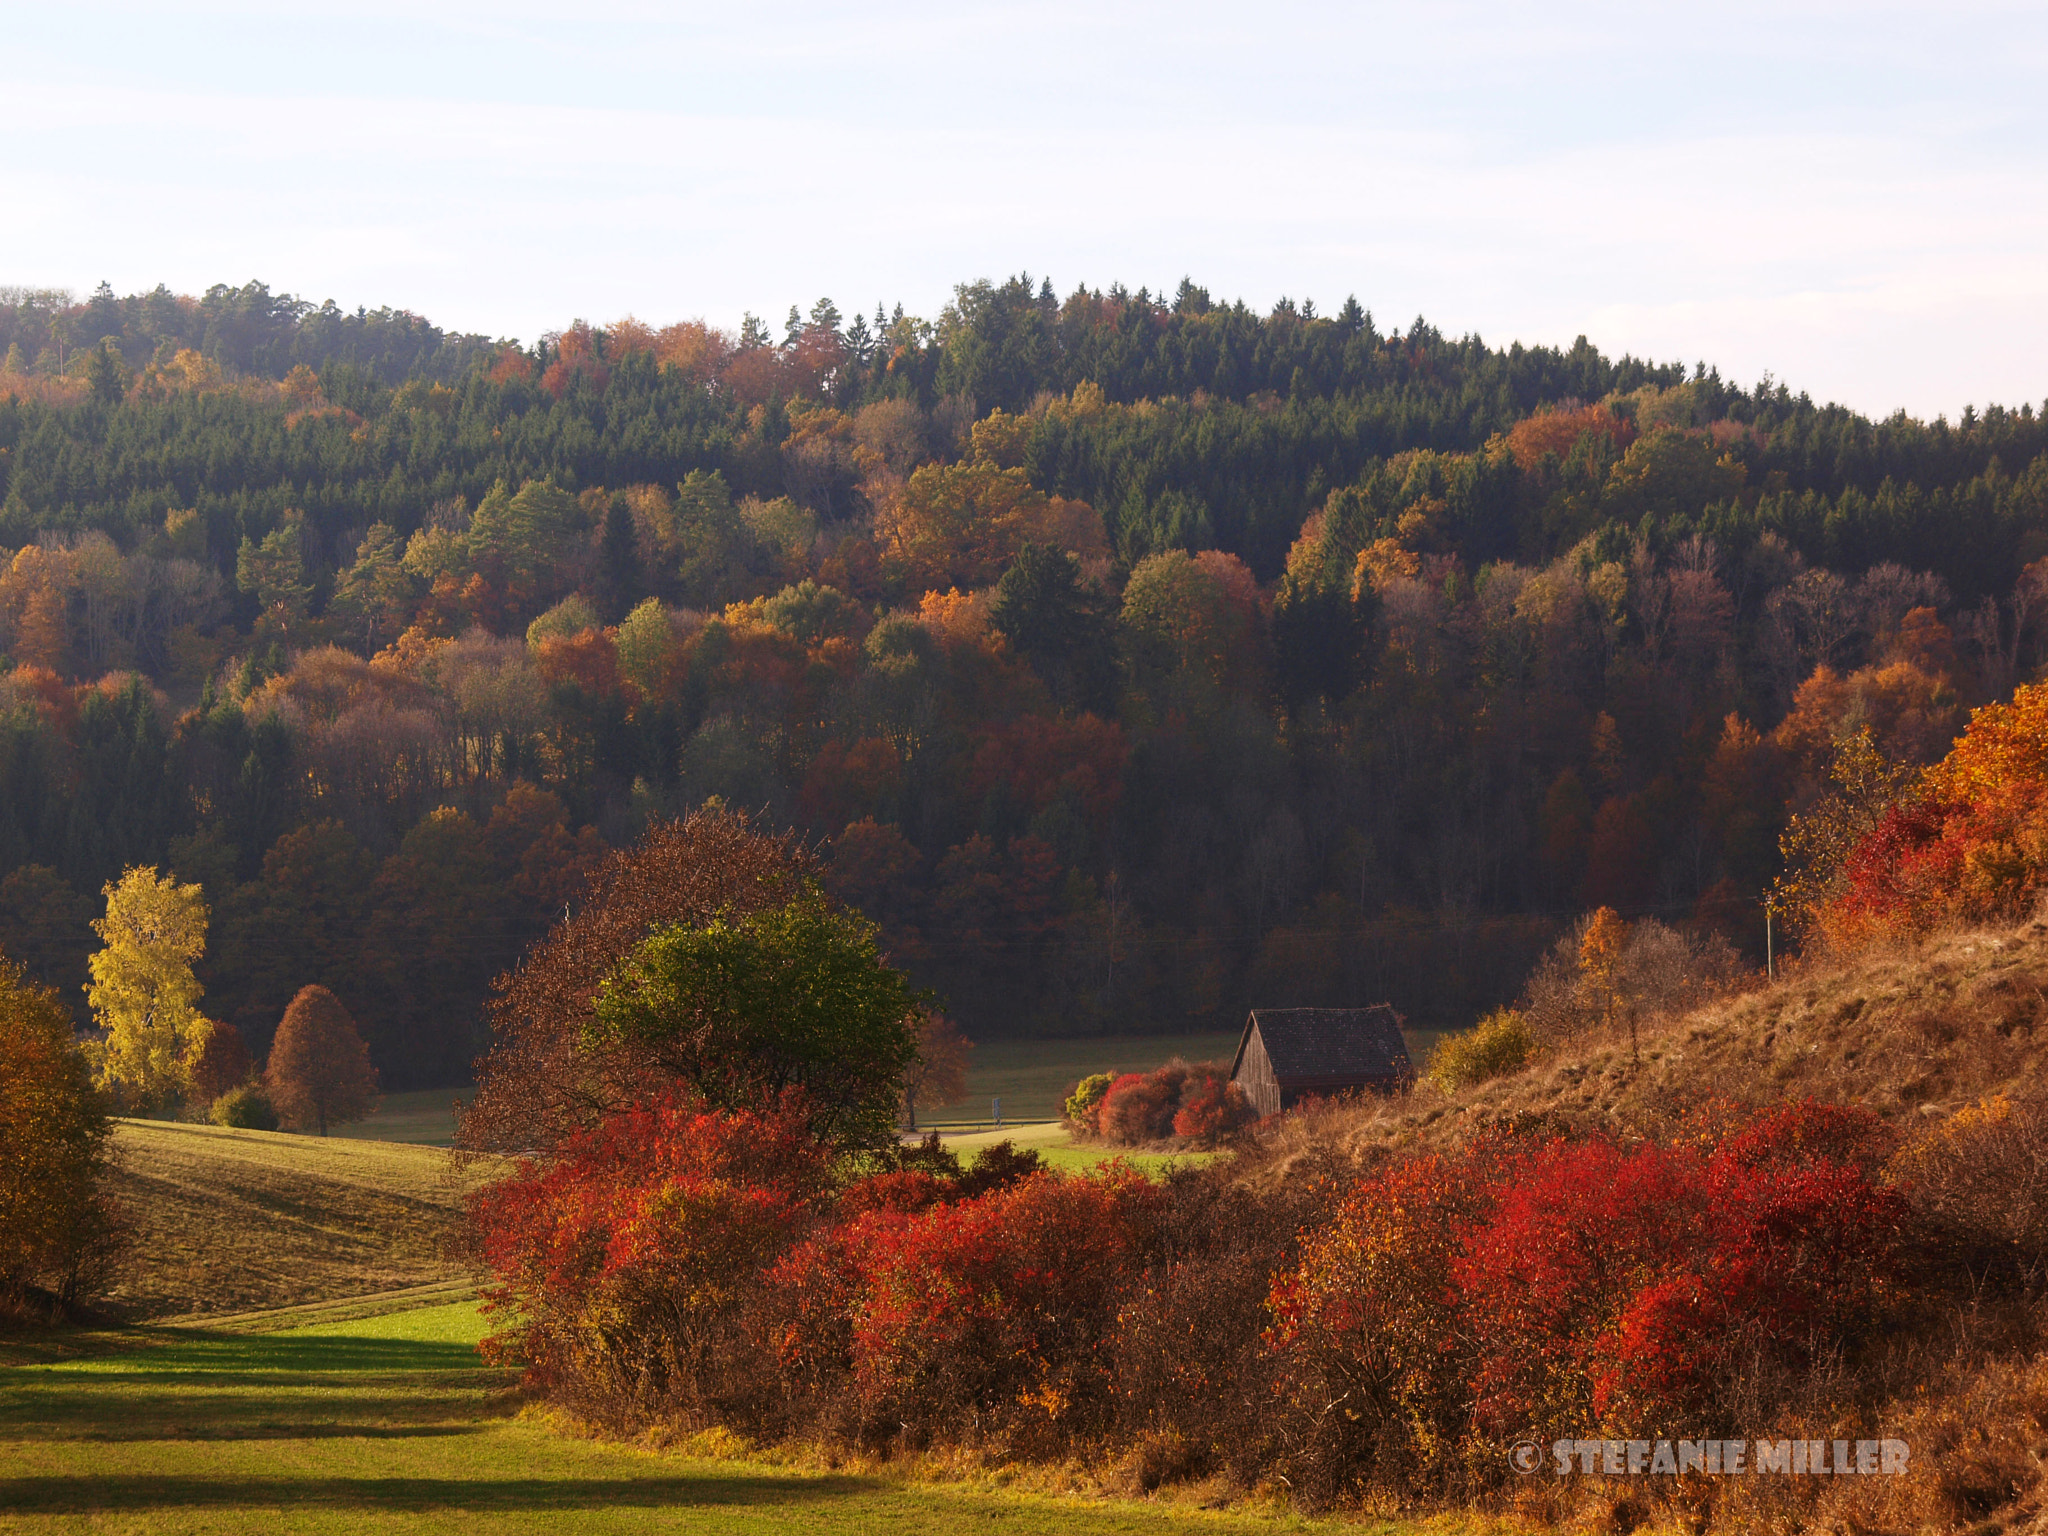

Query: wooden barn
[[1228, 1006, 1413, 1118]]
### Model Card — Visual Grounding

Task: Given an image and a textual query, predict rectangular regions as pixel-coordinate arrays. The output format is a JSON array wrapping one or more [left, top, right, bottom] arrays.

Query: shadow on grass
[[0, 1471, 886, 1514], [32, 1334, 493, 1377], [0, 1391, 511, 1441]]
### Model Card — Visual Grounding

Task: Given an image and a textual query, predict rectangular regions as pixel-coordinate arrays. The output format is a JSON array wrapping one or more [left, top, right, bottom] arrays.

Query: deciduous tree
[[84, 866, 210, 1107], [0, 953, 122, 1313], [266, 984, 379, 1135], [591, 889, 924, 1151], [902, 1011, 971, 1130]]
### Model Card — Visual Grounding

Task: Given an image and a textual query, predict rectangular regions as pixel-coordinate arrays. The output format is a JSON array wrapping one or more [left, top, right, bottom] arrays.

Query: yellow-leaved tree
[[85, 867, 210, 1108]]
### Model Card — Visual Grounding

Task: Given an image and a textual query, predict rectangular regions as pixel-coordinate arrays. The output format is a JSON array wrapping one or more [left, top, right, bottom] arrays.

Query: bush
[[1822, 680, 2048, 946], [209, 1082, 279, 1131], [187, 1020, 254, 1104], [1098, 1069, 1178, 1144], [1171, 1077, 1253, 1144], [794, 1166, 1161, 1446], [1424, 1008, 1537, 1092], [464, 1068, 1922, 1512], [1062, 1072, 1113, 1130], [1094, 1060, 1243, 1146], [472, 1089, 832, 1421], [1266, 1102, 1912, 1498], [1520, 913, 1745, 1043], [1889, 1091, 2048, 1263]]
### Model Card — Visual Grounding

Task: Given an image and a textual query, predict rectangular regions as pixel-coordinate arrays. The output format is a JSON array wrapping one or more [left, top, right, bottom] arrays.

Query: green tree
[[236, 516, 313, 638], [85, 339, 128, 407], [596, 494, 640, 622], [84, 866, 210, 1107], [328, 522, 418, 651], [469, 477, 577, 591], [989, 542, 1118, 713], [591, 889, 924, 1150]]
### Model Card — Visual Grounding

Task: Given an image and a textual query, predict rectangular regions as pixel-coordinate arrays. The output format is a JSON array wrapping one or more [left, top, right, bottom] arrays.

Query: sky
[[4, 0, 2045, 420]]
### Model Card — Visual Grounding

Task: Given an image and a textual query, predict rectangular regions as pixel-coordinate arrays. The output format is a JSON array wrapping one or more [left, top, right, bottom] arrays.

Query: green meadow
[[0, 1299, 1480, 1536]]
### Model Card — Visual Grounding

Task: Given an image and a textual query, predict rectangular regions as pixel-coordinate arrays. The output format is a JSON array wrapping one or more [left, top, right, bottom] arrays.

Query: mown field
[[0, 1298, 1480, 1535], [101, 1121, 495, 1319]]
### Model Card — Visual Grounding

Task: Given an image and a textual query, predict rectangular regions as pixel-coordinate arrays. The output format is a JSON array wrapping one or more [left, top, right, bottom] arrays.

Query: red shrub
[[1454, 1137, 1718, 1434], [1718, 1097, 1897, 1176], [1268, 1149, 1485, 1491], [1098, 1071, 1176, 1144], [1821, 679, 2048, 945], [1097, 1060, 1241, 1146], [1267, 1103, 1913, 1460], [1172, 1076, 1252, 1144], [470, 1088, 831, 1412], [836, 1169, 951, 1218], [838, 1167, 1161, 1441]]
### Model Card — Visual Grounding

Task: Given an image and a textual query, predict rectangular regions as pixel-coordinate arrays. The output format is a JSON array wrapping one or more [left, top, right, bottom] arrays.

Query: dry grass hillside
[[1247, 913, 2048, 1181], [101, 1121, 501, 1319]]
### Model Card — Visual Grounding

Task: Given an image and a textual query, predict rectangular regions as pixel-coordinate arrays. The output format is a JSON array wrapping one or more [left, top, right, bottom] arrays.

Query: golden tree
[[1769, 727, 1919, 939], [85, 867, 210, 1107], [1578, 905, 1634, 1061]]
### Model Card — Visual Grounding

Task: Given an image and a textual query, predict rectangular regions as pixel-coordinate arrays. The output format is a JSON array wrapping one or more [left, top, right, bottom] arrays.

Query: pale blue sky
[[5, 0, 2044, 418]]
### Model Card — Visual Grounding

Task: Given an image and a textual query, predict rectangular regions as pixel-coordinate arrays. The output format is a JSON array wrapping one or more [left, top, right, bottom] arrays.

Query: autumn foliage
[[1822, 680, 2048, 948], [1068, 1059, 1253, 1147], [0, 954, 123, 1316], [469, 1091, 1919, 1506], [265, 984, 379, 1134]]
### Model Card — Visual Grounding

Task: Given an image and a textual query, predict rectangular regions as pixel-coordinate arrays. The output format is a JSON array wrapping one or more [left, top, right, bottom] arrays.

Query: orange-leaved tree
[[1821, 680, 2048, 949], [903, 1012, 971, 1131], [187, 1019, 254, 1103], [0, 952, 124, 1313], [266, 986, 379, 1135]]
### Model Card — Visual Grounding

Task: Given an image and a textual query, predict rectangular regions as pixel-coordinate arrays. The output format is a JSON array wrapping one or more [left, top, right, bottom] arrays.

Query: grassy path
[[0, 1301, 1434, 1535]]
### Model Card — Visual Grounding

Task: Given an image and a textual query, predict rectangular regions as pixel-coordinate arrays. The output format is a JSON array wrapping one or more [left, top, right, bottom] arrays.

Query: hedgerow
[[471, 1087, 1951, 1516]]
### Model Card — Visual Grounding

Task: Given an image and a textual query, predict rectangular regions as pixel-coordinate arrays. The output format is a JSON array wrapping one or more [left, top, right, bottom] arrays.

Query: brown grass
[[1241, 913, 2048, 1186], [100, 1120, 501, 1319]]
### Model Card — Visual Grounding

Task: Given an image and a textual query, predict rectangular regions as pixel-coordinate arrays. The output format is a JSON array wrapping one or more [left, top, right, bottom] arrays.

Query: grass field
[[103, 1121, 495, 1320], [0, 1298, 1485, 1535], [938, 1121, 1219, 1176], [931, 1025, 1452, 1127], [341, 1029, 1453, 1148], [351, 1089, 469, 1147]]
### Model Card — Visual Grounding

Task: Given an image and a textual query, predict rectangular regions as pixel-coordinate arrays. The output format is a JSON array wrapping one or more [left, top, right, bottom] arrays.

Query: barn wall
[[1233, 1028, 1281, 1118]]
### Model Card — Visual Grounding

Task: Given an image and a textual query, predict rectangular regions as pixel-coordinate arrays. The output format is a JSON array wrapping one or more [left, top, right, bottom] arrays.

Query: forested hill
[[1, 273, 2045, 1088]]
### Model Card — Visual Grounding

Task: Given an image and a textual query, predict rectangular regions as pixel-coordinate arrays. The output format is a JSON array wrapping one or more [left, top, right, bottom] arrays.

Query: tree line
[[2, 272, 2046, 1087]]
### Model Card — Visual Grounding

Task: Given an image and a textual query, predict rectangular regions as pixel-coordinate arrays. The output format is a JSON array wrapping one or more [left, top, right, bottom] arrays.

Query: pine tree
[[596, 495, 640, 622]]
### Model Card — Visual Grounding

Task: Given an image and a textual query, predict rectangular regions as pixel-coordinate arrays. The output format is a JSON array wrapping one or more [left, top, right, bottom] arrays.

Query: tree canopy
[[591, 890, 923, 1151]]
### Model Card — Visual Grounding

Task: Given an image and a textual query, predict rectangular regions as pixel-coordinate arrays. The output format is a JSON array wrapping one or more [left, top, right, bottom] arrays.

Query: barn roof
[[1232, 1006, 1412, 1085]]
